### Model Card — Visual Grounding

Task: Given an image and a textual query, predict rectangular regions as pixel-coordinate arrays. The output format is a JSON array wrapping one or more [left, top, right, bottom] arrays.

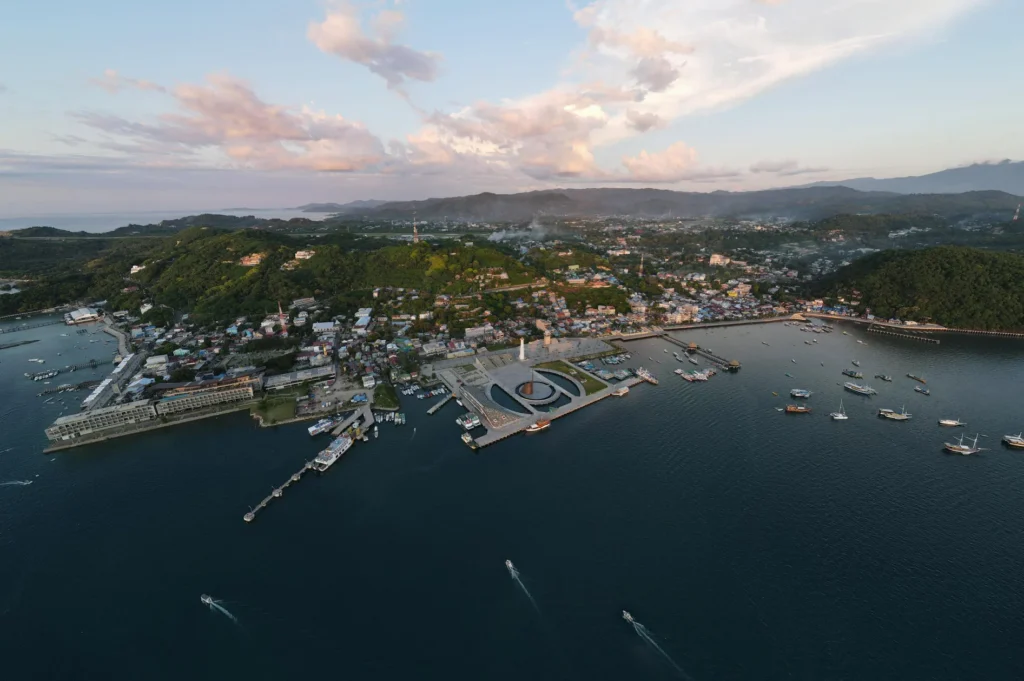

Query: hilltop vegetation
[[820, 246, 1024, 330], [0, 226, 540, 322]]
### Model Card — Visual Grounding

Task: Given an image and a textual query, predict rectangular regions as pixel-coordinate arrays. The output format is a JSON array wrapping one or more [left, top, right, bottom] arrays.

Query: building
[[291, 297, 316, 309], [240, 253, 264, 267], [312, 321, 338, 333], [263, 366, 336, 391], [139, 303, 153, 316], [152, 373, 263, 415], [294, 250, 316, 260], [353, 316, 373, 336], [45, 402, 158, 443], [64, 307, 101, 325], [709, 254, 731, 266], [361, 375, 377, 389], [130, 264, 146, 274]]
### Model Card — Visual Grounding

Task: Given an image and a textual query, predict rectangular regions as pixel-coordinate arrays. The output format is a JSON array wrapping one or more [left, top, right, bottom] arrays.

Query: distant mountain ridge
[[353, 186, 1021, 222], [805, 160, 1024, 196], [298, 200, 388, 213]]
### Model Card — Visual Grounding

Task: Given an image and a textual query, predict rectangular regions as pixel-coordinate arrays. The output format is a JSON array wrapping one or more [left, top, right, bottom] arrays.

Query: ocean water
[[0, 209, 318, 233], [2, 319, 1024, 680]]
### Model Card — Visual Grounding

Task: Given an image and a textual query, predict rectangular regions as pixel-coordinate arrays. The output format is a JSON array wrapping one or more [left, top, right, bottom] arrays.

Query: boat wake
[[628, 616, 694, 680], [506, 560, 541, 613], [203, 596, 239, 624], [0, 480, 33, 487]]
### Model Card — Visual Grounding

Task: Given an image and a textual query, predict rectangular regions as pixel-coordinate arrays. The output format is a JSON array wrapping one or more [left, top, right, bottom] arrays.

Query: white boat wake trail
[[0, 480, 33, 487], [631, 619, 694, 680], [209, 600, 239, 624], [506, 561, 541, 613]]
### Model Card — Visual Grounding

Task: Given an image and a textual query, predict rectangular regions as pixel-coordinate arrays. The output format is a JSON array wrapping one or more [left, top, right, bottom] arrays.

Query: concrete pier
[[427, 394, 453, 415], [331, 404, 374, 436], [244, 461, 315, 523]]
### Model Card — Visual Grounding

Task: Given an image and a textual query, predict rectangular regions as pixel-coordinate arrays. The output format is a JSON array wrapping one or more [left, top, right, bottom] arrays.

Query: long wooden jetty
[[867, 325, 940, 344], [243, 461, 314, 523], [25, 359, 104, 380], [0, 319, 63, 334], [659, 334, 736, 367]]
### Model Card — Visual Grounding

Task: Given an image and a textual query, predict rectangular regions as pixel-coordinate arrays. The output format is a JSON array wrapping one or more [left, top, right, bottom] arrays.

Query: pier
[[38, 380, 101, 396], [25, 359, 104, 380], [659, 334, 737, 368], [0, 319, 64, 334], [427, 393, 453, 415], [867, 325, 941, 343], [244, 461, 315, 523], [331, 404, 374, 437], [0, 339, 39, 351]]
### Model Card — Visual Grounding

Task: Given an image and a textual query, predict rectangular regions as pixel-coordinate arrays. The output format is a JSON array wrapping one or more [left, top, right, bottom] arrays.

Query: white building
[[130, 264, 146, 274], [139, 303, 154, 316], [312, 321, 338, 333], [65, 307, 100, 325], [294, 250, 316, 260], [46, 402, 158, 442]]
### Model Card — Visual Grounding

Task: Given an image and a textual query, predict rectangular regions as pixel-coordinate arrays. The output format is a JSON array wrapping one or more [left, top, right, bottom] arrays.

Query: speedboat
[[505, 559, 513, 570], [200, 594, 213, 606], [622, 610, 634, 623], [851, 360, 861, 367], [914, 386, 930, 396], [790, 389, 812, 399], [938, 419, 965, 427]]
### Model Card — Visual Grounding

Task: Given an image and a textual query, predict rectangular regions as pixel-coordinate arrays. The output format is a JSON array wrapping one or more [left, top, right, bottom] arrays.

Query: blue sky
[[0, 0, 1020, 215]]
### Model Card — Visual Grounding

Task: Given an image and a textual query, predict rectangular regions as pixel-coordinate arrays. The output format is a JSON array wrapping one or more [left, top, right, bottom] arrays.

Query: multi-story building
[[45, 402, 158, 442], [152, 374, 262, 415]]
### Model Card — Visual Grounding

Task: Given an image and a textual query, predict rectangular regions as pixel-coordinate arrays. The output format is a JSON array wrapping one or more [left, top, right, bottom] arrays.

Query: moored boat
[[874, 374, 893, 382], [914, 386, 930, 396], [907, 374, 927, 384], [785, 404, 812, 414], [938, 419, 965, 427], [1002, 433, 1024, 449], [844, 382, 877, 396], [944, 433, 984, 455], [790, 389, 812, 399], [878, 406, 912, 421], [830, 399, 848, 421], [525, 419, 551, 433], [842, 369, 864, 379], [461, 432, 479, 450], [612, 386, 630, 397]]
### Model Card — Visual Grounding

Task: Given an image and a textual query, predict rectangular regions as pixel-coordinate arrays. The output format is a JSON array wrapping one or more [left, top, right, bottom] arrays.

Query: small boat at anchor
[[914, 386, 930, 396], [874, 374, 892, 382], [785, 404, 812, 414], [878, 406, 912, 421], [525, 419, 551, 433], [944, 433, 985, 456], [1002, 433, 1024, 449], [938, 419, 965, 427], [830, 400, 848, 421]]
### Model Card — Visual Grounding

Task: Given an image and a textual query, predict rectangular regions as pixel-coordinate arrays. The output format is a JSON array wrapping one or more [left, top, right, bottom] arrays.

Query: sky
[[1, 0, 1021, 216]]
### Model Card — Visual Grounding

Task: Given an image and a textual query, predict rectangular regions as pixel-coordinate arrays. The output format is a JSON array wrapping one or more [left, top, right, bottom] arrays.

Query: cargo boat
[[907, 374, 927, 384], [785, 404, 812, 414], [844, 382, 877, 396], [878, 406, 912, 421]]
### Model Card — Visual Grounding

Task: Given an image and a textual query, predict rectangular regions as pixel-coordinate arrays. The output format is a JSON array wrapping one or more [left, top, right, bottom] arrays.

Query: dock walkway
[[0, 319, 63, 334], [427, 394, 453, 415], [331, 404, 374, 436]]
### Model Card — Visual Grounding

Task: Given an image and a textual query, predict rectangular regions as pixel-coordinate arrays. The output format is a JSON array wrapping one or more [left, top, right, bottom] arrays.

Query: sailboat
[[944, 433, 985, 456], [830, 400, 848, 421]]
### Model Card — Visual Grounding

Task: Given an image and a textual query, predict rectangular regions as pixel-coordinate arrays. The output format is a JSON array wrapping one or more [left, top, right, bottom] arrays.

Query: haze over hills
[[298, 200, 388, 213], [805, 160, 1024, 196], [348, 186, 1021, 222]]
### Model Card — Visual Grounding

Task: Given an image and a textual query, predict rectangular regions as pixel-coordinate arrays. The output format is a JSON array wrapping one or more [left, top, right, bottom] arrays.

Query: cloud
[[621, 142, 699, 182], [308, 2, 440, 89], [631, 56, 682, 92], [75, 73, 386, 172], [90, 69, 166, 94], [625, 109, 664, 132], [750, 159, 829, 175]]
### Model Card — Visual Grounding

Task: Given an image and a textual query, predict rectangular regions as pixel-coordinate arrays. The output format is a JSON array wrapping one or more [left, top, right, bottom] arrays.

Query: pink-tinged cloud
[[625, 109, 664, 132], [90, 69, 166, 94], [76, 73, 385, 172], [621, 142, 716, 182], [308, 3, 440, 89]]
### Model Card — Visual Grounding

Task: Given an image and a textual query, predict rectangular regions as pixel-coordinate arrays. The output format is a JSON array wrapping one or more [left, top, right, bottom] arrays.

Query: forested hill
[[820, 246, 1024, 330], [0, 227, 538, 323]]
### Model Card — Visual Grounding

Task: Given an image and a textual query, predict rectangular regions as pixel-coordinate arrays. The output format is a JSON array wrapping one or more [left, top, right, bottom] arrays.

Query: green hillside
[[820, 246, 1024, 330]]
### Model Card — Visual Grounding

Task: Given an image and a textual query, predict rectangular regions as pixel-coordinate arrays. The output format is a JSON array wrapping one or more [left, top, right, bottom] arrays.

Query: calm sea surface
[[2, 319, 1024, 680], [0, 209, 318, 233]]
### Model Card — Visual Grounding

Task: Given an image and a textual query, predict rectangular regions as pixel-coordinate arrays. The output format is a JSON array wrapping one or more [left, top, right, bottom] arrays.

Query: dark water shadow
[[489, 384, 532, 414], [535, 370, 581, 397]]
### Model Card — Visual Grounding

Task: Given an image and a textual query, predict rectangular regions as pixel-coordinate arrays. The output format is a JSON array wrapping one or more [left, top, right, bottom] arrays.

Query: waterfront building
[[152, 373, 263, 415], [65, 307, 100, 325], [263, 366, 336, 391], [45, 402, 158, 442]]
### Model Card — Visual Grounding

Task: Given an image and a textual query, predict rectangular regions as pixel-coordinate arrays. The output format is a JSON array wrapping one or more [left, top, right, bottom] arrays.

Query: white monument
[[519, 337, 526, 361]]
